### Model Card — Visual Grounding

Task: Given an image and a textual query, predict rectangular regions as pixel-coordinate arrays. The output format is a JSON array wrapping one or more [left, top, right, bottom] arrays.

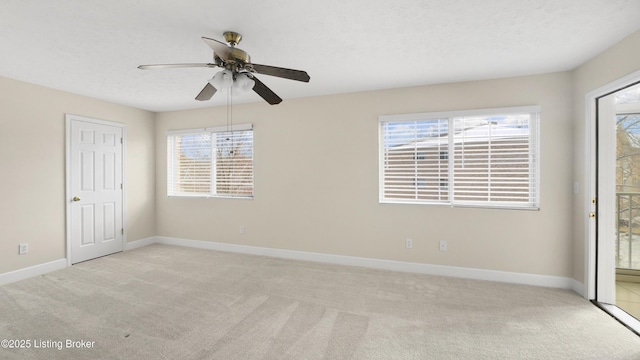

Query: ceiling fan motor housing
[[228, 48, 251, 68], [214, 48, 251, 72]]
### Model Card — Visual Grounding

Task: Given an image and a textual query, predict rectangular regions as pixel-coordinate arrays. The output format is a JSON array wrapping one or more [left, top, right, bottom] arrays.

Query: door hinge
[[592, 197, 596, 205], [120, 137, 123, 144], [121, 183, 123, 190], [589, 212, 596, 219], [121, 228, 124, 235]]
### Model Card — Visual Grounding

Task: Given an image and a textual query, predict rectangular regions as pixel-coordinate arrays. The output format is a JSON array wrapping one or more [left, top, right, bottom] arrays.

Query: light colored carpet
[[1, 244, 639, 359]]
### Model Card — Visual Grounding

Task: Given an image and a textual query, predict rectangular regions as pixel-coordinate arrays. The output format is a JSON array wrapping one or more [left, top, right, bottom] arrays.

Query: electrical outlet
[[18, 243, 28, 255], [439, 240, 448, 252], [406, 239, 412, 249], [239, 226, 245, 234]]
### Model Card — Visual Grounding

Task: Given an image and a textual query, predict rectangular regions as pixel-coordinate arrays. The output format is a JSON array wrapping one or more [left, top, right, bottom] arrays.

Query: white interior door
[[67, 115, 124, 264]]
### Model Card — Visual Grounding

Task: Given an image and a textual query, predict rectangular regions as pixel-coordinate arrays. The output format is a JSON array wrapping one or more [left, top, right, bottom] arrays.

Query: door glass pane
[[615, 86, 640, 269]]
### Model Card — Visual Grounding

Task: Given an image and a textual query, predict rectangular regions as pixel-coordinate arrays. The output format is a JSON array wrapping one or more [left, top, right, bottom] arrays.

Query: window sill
[[168, 194, 254, 200], [379, 200, 539, 211]]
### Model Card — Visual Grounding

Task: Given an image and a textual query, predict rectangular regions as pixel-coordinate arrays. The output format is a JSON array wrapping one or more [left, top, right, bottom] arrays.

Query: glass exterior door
[[615, 86, 640, 271]]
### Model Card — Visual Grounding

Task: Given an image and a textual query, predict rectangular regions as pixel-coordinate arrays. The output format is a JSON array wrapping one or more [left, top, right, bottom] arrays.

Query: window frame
[[167, 123, 254, 199], [379, 106, 540, 210]]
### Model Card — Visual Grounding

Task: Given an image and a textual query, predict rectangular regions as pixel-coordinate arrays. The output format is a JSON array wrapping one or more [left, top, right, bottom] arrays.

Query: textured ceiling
[[1, 0, 640, 112]]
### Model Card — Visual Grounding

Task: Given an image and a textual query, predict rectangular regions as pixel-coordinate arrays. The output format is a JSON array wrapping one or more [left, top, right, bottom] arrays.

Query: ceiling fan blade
[[252, 76, 282, 105], [138, 63, 217, 70], [250, 63, 310, 82], [202, 37, 232, 60], [195, 83, 217, 101]]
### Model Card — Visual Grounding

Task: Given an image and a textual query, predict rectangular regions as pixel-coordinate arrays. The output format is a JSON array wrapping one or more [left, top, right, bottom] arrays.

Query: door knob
[[72, 196, 81, 202]]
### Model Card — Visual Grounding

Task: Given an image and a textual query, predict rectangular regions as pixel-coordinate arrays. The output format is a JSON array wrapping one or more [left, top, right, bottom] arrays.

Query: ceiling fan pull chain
[[230, 87, 233, 132], [226, 88, 231, 139]]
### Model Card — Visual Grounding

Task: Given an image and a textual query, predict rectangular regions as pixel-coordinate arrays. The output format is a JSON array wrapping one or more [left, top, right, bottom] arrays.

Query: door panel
[[81, 205, 95, 246], [81, 151, 95, 191], [69, 118, 123, 264], [103, 202, 116, 241], [104, 153, 116, 190]]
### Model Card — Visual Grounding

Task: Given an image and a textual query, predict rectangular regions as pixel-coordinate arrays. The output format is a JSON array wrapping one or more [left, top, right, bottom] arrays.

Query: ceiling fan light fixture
[[209, 69, 233, 89], [235, 73, 255, 92]]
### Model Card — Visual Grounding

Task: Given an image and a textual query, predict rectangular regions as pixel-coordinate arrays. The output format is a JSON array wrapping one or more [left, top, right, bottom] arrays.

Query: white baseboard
[[0, 237, 580, 292], [0, 259, 67, 286], [151, 236, 577, 290], [0, 237, 155, 286], [125, 237, 157, 251], [571, 279, 587, 298]]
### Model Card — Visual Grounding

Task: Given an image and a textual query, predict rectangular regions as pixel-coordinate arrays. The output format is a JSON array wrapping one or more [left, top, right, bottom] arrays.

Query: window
[[379, 107, 539, 209], [167, 124, 253, 198]]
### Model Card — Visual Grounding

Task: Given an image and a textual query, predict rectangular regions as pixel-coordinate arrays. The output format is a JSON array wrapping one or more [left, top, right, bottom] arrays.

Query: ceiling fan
[[138, 31, 310, 105]]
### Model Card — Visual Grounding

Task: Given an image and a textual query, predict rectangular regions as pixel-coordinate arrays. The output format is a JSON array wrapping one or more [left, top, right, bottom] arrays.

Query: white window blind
[[167, 124, 253, 198], [168, 132, 212, 195], [380, 107, 539, 209], [381, 118, 450, 204]]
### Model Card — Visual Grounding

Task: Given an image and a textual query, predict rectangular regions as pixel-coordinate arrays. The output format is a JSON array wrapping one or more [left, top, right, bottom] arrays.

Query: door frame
[[585, 70, 640, 300], [65, 114, 126, 267]]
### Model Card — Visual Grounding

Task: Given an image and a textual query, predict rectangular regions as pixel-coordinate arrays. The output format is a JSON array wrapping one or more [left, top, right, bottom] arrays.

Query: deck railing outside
[[617, 192, 640, 269]]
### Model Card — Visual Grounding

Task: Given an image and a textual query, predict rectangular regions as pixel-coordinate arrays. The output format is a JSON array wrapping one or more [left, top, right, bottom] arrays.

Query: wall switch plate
[[239, 226, 245, 234], [18, 243, 28, 255], [439, 240, 448, 252], [406, 239, 412, 249]]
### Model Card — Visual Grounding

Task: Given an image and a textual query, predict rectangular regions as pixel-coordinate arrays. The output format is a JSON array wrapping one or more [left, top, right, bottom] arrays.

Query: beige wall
[[572, 30, 640, 287], [0, 76, 156, 274], [156, 72, 574, 277], [4, 27, 640, 284]]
